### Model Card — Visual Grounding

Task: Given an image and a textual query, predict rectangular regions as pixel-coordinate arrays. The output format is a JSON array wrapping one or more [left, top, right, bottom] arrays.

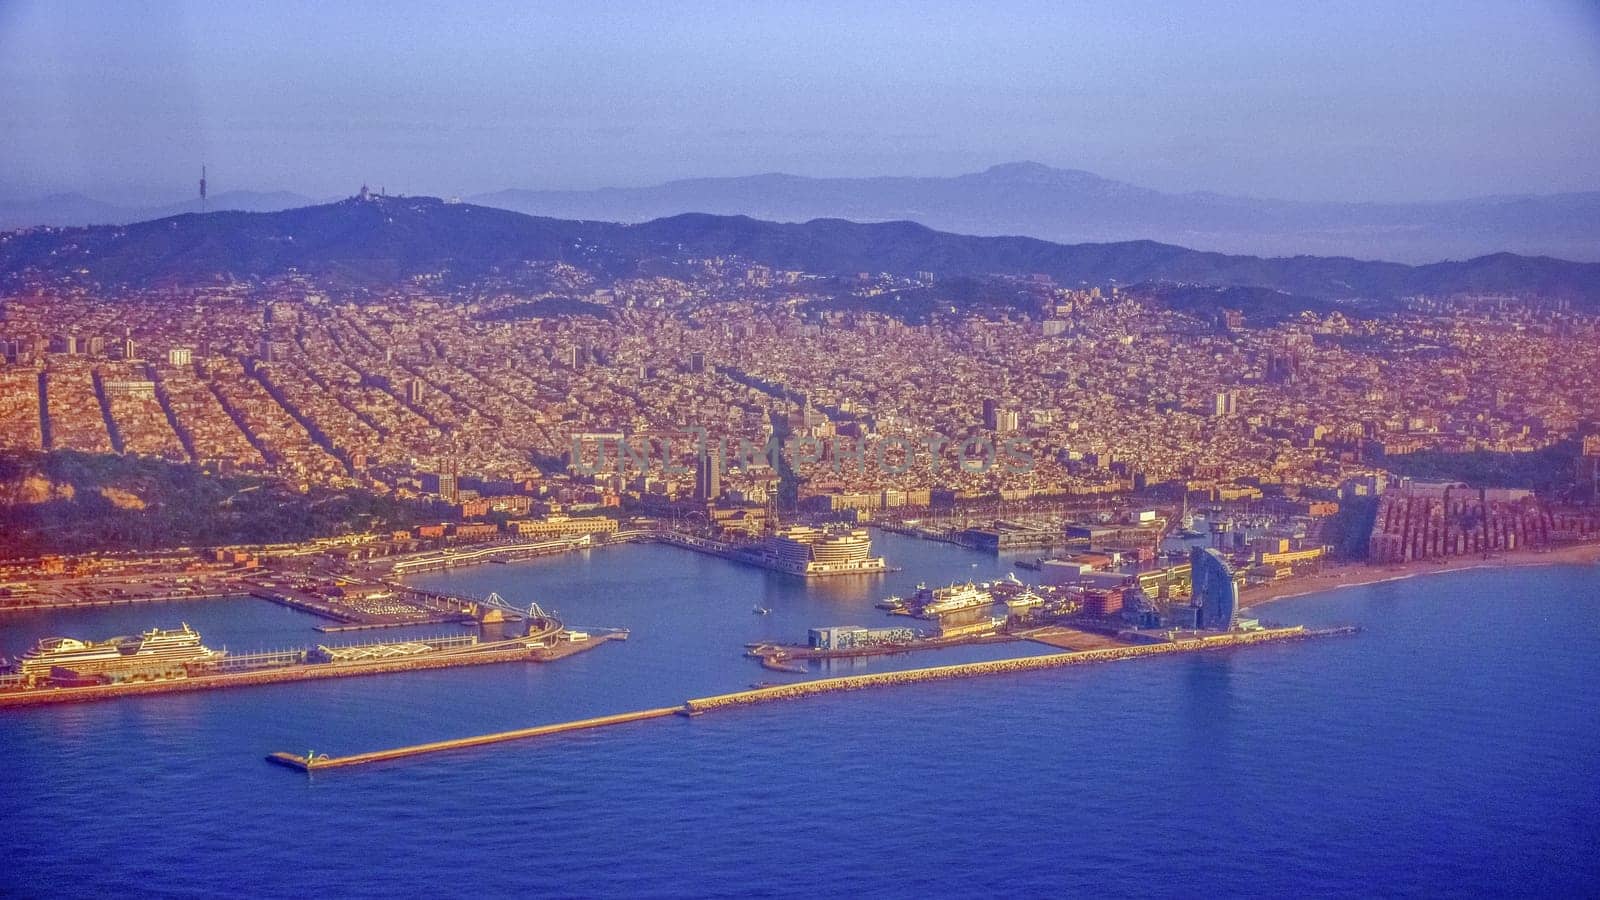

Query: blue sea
[[2, 533, 1598, 898]]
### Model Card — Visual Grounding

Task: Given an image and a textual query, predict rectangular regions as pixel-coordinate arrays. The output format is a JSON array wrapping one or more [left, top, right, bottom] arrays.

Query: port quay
[[0, 621, 625, 709], [1, 520, 1358, 772], [0, 523, 882, 706], [267, 625, 1356, 772]]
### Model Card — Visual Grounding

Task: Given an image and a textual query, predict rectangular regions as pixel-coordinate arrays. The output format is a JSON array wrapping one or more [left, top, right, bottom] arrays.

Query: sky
[[1, 0, 1598, 204]]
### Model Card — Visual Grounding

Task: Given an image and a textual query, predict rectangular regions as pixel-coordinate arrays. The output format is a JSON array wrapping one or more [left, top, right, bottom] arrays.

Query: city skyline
[[5, 5, 1600, 896]]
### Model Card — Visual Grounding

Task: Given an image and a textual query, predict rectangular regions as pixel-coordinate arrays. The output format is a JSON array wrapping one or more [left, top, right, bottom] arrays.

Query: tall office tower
[[695, 447, 721, 502], [423, 465, 459, 503]]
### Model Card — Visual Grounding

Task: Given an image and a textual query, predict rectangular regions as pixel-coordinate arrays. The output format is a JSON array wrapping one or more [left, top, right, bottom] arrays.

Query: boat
[[910, 582, 998, 619], [14, 637, 123, 678], [874, 595, 906, 611], [752, 605, 771, 615], [13, 623, 221, 683]]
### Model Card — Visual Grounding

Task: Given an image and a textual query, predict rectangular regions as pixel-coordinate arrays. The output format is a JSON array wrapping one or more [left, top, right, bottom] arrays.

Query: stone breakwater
[[683, 626, 1342, 712], [269, 626, 1355, 771]]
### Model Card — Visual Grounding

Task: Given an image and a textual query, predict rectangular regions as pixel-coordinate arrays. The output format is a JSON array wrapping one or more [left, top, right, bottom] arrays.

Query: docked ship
[[749, 526, 887, 577], [14, 624, 221, 684], [909, 582, 999, 619]]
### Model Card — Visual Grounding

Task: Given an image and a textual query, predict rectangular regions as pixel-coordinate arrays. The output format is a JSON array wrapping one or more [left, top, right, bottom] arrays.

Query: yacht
[[911, 582, 998, 619]]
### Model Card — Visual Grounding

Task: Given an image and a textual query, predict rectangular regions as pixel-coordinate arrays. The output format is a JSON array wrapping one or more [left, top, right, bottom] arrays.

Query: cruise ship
[[749, 526, 887, 577], [909, 582, 999, 619], [14, 624, 221, 683]]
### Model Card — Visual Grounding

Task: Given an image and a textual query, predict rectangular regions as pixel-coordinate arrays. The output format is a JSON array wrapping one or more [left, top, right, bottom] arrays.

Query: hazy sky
[[2, 0, 1598, 204]]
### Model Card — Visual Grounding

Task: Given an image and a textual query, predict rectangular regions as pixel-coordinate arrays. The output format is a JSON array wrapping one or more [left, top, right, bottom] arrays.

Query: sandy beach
[[1240, 541, 1600, 611]]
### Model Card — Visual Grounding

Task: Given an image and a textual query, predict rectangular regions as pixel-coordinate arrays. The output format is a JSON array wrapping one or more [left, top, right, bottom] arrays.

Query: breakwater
[[268, 625, 1354, 771], [687, 626, 1343, 712]]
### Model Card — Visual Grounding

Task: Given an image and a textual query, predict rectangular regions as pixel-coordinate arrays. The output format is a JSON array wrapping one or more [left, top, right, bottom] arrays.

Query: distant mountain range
[[467, 162, 1600, 264], [3, 196, 1597, 309], [0, 190, 320, 231], [6, 163, 1597, 264]]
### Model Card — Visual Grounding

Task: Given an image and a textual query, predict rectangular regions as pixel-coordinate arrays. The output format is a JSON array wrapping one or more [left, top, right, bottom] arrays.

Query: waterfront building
[[807, 625, 919, 650], [505, 515, 619, 539], [755, 525, 886, 576], [1190, 547, 1239, 630]]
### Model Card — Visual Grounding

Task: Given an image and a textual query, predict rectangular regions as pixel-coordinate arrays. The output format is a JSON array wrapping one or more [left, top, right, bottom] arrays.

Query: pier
[[745, 631, 1024, 672], [385, 536, 595, 575], [686, 626, 1345, 712], [266, 625, 1356, 772], [268, 705, 681, 771], [0, 626, 618, 709]]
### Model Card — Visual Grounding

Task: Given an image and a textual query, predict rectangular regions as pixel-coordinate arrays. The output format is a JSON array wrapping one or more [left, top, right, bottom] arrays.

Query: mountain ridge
[[2, 196, 1597, 307], [7, 163, 1597, 263], [465, 162, 1600, 263], [0, 190, 323, 231]]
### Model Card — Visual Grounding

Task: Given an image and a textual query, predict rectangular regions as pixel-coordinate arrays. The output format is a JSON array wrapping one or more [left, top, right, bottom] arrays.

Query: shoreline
[[1241, 541, 1600, 610]]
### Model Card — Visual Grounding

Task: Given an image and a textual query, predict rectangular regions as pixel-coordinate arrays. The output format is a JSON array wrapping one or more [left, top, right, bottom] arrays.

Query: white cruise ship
[[14, 624, 221, 683], [751, 526, 887, 577]]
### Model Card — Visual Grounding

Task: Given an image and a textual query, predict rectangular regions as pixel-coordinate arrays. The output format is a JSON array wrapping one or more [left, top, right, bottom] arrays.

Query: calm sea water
[[2, 534, 1598, 898]]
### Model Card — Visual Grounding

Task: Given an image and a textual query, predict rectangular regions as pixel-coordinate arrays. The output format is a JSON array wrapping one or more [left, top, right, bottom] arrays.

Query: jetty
[[266, 625, 1355, 772]]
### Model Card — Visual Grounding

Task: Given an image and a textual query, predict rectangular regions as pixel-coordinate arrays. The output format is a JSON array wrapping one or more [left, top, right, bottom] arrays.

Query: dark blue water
[[2, 534, 1598, 898]]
